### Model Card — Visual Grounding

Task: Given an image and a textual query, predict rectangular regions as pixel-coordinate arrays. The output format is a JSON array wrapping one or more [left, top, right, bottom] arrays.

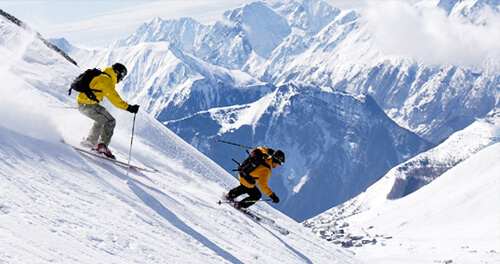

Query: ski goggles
[[117, 70, 127, 80], [272, 156, 284, 165]]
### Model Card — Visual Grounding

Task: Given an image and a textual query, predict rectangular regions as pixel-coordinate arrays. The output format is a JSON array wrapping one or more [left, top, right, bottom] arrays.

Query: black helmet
[[112, 63, 127, 80], [272, 150, 285, 164]]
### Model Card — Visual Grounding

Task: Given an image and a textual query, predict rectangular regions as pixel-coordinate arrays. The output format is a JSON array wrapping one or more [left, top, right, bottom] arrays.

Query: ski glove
[[270, 193, 280, 203], [127, 104, 140, 113]]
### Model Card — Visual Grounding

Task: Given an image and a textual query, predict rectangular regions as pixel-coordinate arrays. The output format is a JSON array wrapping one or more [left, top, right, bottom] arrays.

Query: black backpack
[[68, 68, 109, 102], [233, 148, 272, 184]]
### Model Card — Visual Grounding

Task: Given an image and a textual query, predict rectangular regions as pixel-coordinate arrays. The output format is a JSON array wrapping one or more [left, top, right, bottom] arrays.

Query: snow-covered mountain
[[114, 0, 500, 144], [303, 110, 500, 263], [0, 12, 358, 264]]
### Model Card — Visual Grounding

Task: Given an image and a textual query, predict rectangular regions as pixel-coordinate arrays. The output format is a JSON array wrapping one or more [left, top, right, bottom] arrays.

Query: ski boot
[[94, 143, 116, 159]]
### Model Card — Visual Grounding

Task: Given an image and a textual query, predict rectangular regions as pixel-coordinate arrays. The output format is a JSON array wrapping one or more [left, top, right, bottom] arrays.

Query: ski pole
[[213, 138, 253, 149], [242, 199, 273, 203], [126, 113, 137, 177], [218, 199, 272, 205]]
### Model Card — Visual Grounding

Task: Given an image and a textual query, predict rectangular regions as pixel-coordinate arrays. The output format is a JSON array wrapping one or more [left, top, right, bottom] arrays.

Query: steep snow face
[[447, 0, 500, 22], [165, 83, 432, 221], [224, 2, 291, 58], [0, 16, 78, 106], [272, 0, 342, 34], [0, 14, 359, 264], [304, 112, 500, 263], [114, 12, 255, 70], [115, 17, 208, 53]]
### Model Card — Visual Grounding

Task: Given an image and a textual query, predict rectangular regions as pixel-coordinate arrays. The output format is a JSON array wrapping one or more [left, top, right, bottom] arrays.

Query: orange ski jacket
[[238, 147, 276, 196]]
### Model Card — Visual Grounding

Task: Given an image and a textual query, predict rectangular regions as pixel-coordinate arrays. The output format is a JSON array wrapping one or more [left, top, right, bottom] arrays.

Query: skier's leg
[[228, 184, 247, 200], [239, 187, 262, 208], [99, 110, 116, 147], [78, 103, 100, 144], [78, 103, 115, 146]]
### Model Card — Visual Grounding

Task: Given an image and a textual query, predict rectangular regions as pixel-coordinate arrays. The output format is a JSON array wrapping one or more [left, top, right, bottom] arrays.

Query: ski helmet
[[112, 63, 127, 80], [272, 150, 285, 164]]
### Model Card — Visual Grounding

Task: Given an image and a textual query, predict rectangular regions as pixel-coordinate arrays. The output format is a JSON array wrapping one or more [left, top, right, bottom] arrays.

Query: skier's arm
[[101, 79, 129, 110], [256, 170, 273, 196]]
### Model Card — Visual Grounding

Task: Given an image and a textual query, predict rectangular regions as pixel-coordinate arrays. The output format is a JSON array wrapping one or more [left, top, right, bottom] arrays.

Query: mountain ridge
[[109, 0, 500, 143]]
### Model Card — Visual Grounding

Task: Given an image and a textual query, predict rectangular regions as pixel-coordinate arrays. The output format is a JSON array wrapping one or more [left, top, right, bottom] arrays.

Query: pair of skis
[[218, 197, 289, 235], [61, 140, 158, 173]]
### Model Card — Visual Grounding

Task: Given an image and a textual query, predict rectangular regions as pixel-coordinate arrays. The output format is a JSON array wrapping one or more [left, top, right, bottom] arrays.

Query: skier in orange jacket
[[226, 147, 285, 208]]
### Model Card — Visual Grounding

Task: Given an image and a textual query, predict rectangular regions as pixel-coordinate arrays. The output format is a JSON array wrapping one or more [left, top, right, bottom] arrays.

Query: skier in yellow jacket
[[78, 63, 139, 159], [226, 147, 285, 209]]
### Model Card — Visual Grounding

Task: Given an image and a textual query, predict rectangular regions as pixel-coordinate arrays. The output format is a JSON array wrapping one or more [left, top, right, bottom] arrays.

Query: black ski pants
[[228, 184, 262, 208]]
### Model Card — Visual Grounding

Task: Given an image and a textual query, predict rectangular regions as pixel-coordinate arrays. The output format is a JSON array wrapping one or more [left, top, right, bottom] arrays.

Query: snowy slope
[[0, 14, 358, 264], [304, 112, 500, 263]]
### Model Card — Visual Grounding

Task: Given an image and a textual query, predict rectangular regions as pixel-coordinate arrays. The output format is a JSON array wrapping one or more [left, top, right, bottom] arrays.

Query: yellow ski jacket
[[76, 66, 129, 110], [238, 147, 276, 196]]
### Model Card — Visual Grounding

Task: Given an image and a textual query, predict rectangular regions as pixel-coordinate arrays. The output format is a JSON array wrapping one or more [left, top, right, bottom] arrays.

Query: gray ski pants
[[78, 103, 116, 147]]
